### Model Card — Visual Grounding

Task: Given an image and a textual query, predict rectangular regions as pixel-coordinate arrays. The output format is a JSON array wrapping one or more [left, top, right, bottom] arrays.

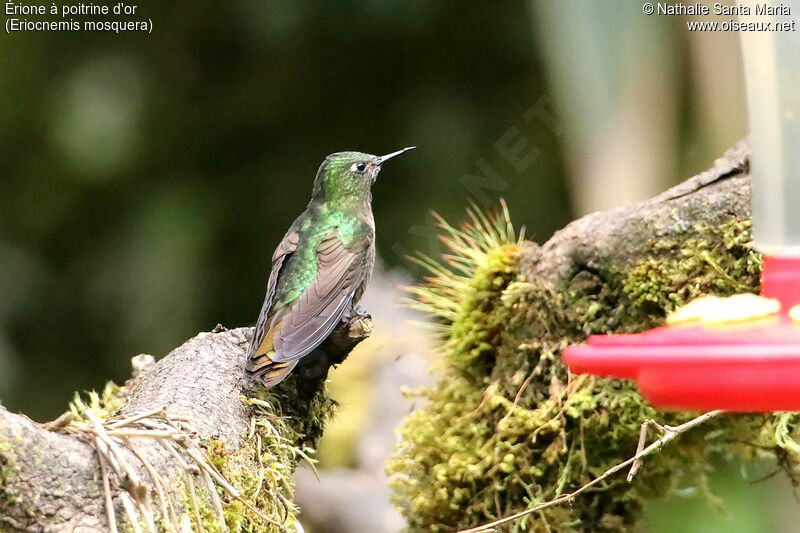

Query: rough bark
[[1, 312, 372, 532], [526, 138, 750, 284]]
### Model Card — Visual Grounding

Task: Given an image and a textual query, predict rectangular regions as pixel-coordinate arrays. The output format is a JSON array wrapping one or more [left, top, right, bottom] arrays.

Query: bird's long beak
[[375, 146, 415, 165]]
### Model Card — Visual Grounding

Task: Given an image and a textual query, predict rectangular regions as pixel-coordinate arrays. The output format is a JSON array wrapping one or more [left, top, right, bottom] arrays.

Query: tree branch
[[389, 139, 760, 532], [527, 138, 751, 285], [0, 311, 372, 532]]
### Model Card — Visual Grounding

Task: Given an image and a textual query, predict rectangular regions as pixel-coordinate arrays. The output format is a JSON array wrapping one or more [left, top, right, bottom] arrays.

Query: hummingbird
[[245, 147, 415, 387]]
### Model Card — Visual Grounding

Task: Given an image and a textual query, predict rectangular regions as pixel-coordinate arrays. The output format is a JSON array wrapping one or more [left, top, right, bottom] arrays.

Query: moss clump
[[619, 219, 760, 329], [177, 479, 226, 533], [389, 207, 800, 532], [202, 377, 336, 532], [68, 381, 127, 422]]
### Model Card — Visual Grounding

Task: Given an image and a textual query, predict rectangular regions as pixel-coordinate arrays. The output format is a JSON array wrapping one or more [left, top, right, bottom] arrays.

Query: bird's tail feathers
[[245, 355, 298, 388]]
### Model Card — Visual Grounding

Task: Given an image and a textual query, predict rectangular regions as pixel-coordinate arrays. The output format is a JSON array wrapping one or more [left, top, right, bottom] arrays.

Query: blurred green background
[[2, 1, 774, 531]]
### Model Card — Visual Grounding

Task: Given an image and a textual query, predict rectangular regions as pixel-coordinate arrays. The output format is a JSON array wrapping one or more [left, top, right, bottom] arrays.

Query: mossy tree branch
[[0, 311, 372, 532], [389, 139, 794, 533]]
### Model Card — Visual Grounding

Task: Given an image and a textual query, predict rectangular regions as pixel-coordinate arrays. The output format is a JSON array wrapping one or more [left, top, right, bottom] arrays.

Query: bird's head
[[311, 147, 414, 207]]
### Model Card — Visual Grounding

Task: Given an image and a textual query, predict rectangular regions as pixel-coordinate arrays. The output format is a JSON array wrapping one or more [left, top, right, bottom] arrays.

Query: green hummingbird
[[245, 147, 415, 386]]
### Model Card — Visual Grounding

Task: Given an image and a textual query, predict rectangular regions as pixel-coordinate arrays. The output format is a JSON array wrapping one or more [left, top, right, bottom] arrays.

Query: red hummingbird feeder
[[563, 18, 800, 412]]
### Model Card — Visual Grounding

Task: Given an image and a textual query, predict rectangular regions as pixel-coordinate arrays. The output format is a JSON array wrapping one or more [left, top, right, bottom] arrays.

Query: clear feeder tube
[[740, 1, 800, 255]]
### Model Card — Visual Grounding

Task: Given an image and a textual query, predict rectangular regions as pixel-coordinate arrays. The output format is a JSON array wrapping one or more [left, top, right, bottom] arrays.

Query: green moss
[[177, 478, 225, 533], [620, 220, 760, 328], [389, 210, 799, 532], [201, 378, 336, 532], [51, 366, 336, 532], [68, 381, 127, 422]]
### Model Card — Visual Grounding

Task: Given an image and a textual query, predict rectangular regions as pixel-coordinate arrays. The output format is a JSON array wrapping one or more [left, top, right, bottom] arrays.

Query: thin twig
[[530, 375, 588, 443], [97, 443, 119, 533], [107, 407, 168, 429], [252, 434, 265, 499], [184, 447, 242, 499], [457, 381, 498, 423], [185, 473, 206, 533], [499, 370, 536, 424], [105, 429, 184, 439], [120, 492, 145, 533], [126, 440, 179, 533], [159, 439, 197, 473], [200, 466, 228, 531], [87, 412, 149, 505], [76, 406, 281, 531], [94, 434, 123, 480], [184, 444, 282, 528], [43, 411, 75, 431], [456, 410, 724, 533], [627, 418, 666, 482], [158, 432, 282, 528]]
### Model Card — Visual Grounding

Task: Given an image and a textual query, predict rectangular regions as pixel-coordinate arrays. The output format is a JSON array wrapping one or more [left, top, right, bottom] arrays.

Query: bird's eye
[[355, 162, 367, 173]]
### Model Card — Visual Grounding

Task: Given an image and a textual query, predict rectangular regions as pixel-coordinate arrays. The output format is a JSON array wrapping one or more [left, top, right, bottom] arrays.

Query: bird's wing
[[271, 233, 368, 362], [245, 231, 370, 380], [246, 230, 299, 372]]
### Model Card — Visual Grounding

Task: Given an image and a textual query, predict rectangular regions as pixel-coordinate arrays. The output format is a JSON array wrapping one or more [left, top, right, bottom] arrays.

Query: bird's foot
[[342, 306, 373, 339], [346, 305, 372, 321]]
